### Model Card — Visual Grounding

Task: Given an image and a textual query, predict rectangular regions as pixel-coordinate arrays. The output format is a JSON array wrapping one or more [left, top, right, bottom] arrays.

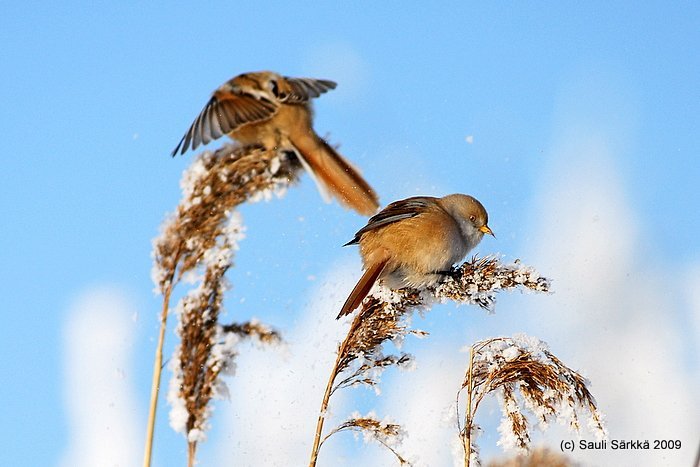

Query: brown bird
[[337, 194, 494, 318], [171, 71, 379, 216]]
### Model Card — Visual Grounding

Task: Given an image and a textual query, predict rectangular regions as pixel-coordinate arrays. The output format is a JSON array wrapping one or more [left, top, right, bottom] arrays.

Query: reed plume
[[309, 256, 551, 466], [144, 144, 298, 467], [457, 335, 607, 467], [322, 412, 410, 465]]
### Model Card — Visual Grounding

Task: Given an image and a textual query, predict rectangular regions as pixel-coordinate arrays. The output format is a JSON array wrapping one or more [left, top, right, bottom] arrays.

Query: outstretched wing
[[171, 92, 277, 156], [344, 196, 438, 246], [281, 77, 337, 103]]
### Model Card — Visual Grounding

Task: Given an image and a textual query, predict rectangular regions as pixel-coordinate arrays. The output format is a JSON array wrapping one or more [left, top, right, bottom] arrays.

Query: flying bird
[[171, 71, 379, 216], [338, 194, 494, 318]]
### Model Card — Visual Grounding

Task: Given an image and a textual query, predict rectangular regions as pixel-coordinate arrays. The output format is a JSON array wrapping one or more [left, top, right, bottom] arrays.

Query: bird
[[337, 194, 494, 318], [171, 71, 379, 216]]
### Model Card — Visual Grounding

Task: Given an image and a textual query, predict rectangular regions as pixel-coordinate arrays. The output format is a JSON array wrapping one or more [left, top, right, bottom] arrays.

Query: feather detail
[[289, 146, 333, 203], [282, 77, 337, 103], [171, 94, 277, 156], [290, 133, 379, 216], [337, 259, 388, 318], [345, 196, 438, 245]]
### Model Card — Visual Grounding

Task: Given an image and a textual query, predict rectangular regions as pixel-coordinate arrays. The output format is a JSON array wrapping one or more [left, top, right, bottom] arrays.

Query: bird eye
[[269, 80, 279, 97], [469, 215, 476, 222]]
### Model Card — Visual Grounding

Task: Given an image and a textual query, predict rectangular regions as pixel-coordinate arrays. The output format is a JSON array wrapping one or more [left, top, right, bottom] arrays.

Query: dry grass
[[168, 248, 282, 465], [322, 415, 410, 465], [168, 242, 230, 466], [144, 143, 298, 467], [457, 336, 607, 467], [151, 144, 299, 293], [309, 256, 551, 466], [433, 256, 551, 310]]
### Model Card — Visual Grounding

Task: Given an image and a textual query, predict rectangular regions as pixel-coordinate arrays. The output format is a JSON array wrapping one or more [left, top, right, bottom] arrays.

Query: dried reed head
[[322, 413, 411, 465], [434, 256, 551, 311], [457, 335, 607, 466], [220, 319, 282, 345], [167, 235, 284, 458], [168, 242, 230, 450], [151, 144, 300, 294], [154, 144, 295, 464], [338, 289, 420, 375]]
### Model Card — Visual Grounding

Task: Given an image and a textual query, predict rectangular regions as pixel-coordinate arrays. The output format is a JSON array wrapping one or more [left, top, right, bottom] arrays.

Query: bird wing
[[281, 77, 337, 103], [344, 196, 438, 246], [171, 92, 277, 156]]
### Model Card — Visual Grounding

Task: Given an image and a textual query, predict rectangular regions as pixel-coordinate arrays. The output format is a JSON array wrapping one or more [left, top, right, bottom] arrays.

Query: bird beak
[[479, 225, 495, 237]]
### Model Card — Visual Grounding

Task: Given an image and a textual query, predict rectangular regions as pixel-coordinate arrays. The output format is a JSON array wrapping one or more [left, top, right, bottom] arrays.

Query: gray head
[[438, 194, 494, 248]]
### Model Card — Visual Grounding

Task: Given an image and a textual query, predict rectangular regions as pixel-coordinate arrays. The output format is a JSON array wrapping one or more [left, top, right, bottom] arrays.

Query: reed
[[309, 256, 552, 466], [144, 144, 298, 467], [456, 336, 607, 466]]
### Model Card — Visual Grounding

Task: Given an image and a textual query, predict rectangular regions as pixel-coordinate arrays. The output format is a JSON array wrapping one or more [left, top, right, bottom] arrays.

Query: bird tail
[[289, 134, 379, 216], [337, 259, 388, 319]]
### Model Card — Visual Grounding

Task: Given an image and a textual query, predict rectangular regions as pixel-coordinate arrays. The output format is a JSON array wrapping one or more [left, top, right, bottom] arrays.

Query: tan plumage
[[172, 71, 379, 216], [338, 194, 494, 318]]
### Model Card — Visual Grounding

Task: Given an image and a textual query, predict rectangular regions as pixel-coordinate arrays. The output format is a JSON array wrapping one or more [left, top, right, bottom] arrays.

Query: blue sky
[[1, 2, 698, 466]]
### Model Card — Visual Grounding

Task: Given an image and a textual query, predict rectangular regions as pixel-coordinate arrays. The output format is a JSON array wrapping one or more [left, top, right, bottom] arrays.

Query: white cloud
[[684, 265, 700, 361], [525, 133, 699, 466], [60, 286, 140, 467]]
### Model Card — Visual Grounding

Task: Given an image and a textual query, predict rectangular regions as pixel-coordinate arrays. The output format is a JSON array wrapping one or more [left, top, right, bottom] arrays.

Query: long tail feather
[[290, 134, 379, 216], [337, 259, 388, 319]]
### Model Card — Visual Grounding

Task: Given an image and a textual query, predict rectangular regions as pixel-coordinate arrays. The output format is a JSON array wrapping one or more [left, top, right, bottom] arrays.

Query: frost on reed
[[166, 235, 282, 463], [309, 256, 551, 467], [147, 144, 296, 467], [151, 144, 299, 294], [457, 335, 607, 467], [323, 412, 410, 465]]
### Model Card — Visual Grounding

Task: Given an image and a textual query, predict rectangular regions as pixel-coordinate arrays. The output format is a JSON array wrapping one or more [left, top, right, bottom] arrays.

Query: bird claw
[[436, 269, 459, 280]]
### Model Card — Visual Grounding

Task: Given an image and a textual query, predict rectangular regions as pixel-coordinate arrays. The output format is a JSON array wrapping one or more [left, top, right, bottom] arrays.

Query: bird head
[[440, 194, 494, 244]]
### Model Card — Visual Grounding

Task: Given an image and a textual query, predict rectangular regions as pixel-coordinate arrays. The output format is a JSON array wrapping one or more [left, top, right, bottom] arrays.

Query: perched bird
[[171, 71, 379, 216], [337, 194, 494, 318]]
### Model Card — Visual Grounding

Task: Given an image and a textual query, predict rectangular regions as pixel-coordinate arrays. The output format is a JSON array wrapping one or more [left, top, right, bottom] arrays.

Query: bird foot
[[436, 269, 459, 280]]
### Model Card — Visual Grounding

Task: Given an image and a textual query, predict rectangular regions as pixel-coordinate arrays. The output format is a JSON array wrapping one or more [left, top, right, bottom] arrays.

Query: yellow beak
[[479, 225, 495, 237]]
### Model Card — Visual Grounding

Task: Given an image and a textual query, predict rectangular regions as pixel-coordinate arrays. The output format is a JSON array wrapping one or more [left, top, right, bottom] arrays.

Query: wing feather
[[283, 77, 337, 103], [190, 106, 205, 151], [207, 102, 224, 140], [171, 94, 277, 156], [201, 103, 215, 145], [344, 196, 437, 245]]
